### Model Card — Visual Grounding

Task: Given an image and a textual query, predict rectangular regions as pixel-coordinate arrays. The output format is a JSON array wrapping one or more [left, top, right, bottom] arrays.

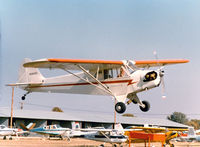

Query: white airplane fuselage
[[0, 125, 17, 136], [84, 131, 127, 144], [23, 70, 161, 102]]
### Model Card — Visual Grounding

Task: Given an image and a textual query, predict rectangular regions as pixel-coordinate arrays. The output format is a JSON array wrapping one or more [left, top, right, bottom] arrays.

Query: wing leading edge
[[23, 58, 189, 70]]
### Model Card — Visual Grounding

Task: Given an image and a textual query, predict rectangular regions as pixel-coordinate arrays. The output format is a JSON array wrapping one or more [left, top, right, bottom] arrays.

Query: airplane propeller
[[159, 69, 166, 99], [153, 51, 166, 99]]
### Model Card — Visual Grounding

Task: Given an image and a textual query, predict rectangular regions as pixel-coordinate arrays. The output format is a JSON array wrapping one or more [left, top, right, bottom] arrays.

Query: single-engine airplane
[[21, 123, 71, 140], [8, 58, 189, 114], [80, 123, 128, 146], [0, 125, 27, 140]]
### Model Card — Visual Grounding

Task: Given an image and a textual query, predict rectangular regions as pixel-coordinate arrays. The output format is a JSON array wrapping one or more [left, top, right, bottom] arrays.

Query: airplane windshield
[[0, 125, 6, 129], [55, 124, 61, 128], [143, 71, 157, 82]]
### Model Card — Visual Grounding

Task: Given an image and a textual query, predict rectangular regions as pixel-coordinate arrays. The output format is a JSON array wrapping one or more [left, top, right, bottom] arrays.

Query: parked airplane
[[20, 123, 71, 140], [124, 125, 188, 146], [8, 58, 189, 114], [80, 123, 128, 147], [0, 125, 26, 140], [176, 127, 200, 142]]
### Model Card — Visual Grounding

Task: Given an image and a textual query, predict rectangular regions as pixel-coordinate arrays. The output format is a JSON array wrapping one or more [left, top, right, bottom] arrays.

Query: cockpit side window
[[104, 69, 113, 79], [143, 71, 157, 82]]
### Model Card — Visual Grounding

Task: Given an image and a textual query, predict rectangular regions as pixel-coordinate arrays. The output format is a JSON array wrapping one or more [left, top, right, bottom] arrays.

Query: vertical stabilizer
[[114, 123, 124, 130], [18, 58, 44, 84], [20, 122, 36, 131], [71, 122, 81, 130], [114, 123, 124, 135], [188, 127, 196, 136]]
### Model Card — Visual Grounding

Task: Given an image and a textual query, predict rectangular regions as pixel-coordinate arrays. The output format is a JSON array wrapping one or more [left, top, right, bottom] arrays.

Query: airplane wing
[[23, 58, 123, 70], [23, 58, 189, 70], [134, 59, 189, 68], [125, 126, 188, 134], [80, 128, 113, 132]]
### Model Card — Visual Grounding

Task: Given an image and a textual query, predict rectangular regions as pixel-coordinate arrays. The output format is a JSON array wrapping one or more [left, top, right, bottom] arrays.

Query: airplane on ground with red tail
[[8, 57, 189, 114]]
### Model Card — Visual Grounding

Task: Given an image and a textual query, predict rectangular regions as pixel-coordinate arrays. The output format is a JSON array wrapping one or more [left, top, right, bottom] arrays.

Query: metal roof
[[0, 107, 188, 128]]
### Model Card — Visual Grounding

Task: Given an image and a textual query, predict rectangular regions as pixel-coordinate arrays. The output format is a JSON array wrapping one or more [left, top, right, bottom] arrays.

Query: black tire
[[115, 102, 126, 114], [139, 100, 150, 112], [22, 96, 25, 100]]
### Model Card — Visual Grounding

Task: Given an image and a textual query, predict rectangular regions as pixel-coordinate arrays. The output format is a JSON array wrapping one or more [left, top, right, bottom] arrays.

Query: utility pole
[[10, 87, 14, 128]]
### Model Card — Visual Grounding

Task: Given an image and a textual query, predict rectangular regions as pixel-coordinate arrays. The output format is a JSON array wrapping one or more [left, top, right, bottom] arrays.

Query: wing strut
[[61, 66, 115, 97], [77, 65, 115, 96], [99, 131, 112, 142]]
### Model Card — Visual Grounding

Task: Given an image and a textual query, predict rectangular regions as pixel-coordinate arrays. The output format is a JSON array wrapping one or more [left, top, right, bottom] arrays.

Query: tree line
[[167, 112, 200, 130]]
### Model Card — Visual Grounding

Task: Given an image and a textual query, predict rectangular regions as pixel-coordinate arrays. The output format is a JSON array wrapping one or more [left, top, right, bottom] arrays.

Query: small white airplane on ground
[[21, 123, 71, 140], [0, 125, 26, 140], [176, 127, 200, 142], [8, 57, 189, 114], [79, 123, 128, 147]]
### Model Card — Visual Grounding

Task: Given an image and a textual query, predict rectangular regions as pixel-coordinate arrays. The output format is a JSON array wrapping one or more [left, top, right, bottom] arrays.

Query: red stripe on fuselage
[[29, 79, 136, 88]]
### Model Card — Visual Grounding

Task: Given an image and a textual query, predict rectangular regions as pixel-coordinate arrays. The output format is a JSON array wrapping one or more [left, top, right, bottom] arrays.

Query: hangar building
[[0, 107, 188, 131]]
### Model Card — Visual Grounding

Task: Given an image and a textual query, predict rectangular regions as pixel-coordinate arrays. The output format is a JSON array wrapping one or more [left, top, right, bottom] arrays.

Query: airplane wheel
[[115, 102, 126, 114], [3, 136, 6, 140], [139, 100, 150, 112], [21, 96, 25, 100]]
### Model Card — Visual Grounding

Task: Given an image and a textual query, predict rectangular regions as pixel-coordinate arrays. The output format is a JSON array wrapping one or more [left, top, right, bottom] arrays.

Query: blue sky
[[0, 0, 200, 119]]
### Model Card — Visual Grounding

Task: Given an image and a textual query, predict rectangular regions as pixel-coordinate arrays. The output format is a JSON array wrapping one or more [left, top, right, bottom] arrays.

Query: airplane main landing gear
[[139, 100, 150, 112], [127, 94, 151, 112], [21, 91, 30, 100], [115, 102, 126, 114]]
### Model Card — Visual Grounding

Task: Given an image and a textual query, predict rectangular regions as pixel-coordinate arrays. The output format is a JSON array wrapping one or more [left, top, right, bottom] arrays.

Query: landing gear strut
[[21, 91, 30, 100], [115, 102, 126, 114], [127, 94, 151, 112]]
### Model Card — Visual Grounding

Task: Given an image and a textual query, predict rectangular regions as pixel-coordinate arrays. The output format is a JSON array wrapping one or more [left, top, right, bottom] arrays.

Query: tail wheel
[[139, 100, 150, 112], [21, 96, 26, 100], [115, 102, 126, 114]]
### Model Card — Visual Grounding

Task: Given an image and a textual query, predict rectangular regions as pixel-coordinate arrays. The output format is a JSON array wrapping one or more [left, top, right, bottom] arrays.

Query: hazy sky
[[0, 0, 200, 120]]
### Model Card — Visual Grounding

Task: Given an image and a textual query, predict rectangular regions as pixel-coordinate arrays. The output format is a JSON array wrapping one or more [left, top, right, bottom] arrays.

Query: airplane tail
[[71, 122, 81, 130], [114, 123, 124, 130], [20, 122, 36, 131], [114, 123, 124, 134], [188, 127, 196, 136], [18, 58, 45, 84]]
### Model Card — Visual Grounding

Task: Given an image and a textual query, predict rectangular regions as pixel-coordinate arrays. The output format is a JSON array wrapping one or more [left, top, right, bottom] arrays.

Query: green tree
[[167, 112, 188, 124], [122, 113, 134, 117], [186, 119, 200, 130], [52, 107, 63, 112]]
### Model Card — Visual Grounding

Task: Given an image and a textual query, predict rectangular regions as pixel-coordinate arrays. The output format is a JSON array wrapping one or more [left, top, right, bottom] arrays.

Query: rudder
[[18, 58, 45, 84]]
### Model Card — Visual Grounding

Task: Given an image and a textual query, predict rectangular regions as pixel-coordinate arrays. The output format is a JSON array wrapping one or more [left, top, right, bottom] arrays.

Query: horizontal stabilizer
[[20, 122, 36, 131], [6, 82, 42, 87]]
